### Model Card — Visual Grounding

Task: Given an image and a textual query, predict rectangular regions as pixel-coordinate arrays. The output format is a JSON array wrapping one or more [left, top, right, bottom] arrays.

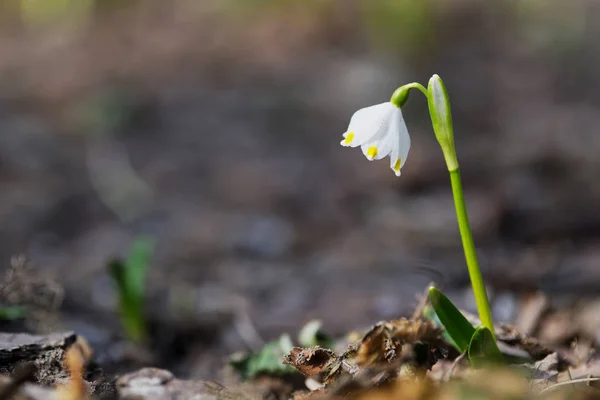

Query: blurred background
[[1, 0, 600, 378]]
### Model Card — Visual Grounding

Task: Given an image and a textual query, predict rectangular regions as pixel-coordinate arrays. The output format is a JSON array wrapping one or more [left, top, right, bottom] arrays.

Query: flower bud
[[427, 74, 458, 171]]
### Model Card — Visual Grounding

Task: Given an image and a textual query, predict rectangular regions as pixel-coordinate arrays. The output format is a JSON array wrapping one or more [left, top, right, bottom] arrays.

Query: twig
[[540, 377, 600, 394], [446, 351, 467, 381]]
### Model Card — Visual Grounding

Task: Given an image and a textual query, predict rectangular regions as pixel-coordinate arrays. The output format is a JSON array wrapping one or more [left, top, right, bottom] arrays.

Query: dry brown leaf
[[356, 319, 441, 366], [284, 347, 338, 377]]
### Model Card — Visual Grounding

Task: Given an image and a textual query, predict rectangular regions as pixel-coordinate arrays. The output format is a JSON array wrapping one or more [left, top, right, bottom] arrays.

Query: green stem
[[449, 168, 495, 338], [403, 82, 429, 97], [390, 82, 429, 107]]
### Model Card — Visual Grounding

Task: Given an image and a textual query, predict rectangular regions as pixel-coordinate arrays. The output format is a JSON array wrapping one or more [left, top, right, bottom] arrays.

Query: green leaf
[[108, 259, 127, 294], [124, 236, 155, 307], [468, 326, 504, 367], [229, 334, 297, 380], [107, 236, 155, 343], [428, 286, 475, 352], [422, 305, 460, 350], [0, 305, 28, 320]]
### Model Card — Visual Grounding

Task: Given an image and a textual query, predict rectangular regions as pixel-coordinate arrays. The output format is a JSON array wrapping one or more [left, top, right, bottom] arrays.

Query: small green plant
[[108, 236, 155, 343], [230, 334, 296, 380], [0, 305, 28, 321], [340, 74, 500, 366], [230, 319, 333, 380], [427, 287, 502, 366]]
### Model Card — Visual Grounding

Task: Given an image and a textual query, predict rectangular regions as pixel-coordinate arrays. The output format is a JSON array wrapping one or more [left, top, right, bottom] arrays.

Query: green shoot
[[428, 287, 504, 367], [229, 334, 296, 380], [0, 305, 28, 321], [108, 236, 155, 343]]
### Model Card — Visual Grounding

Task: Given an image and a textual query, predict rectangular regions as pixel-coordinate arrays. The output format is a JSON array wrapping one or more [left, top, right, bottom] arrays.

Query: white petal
[[359, 106, 400, 161], [341, 102, 396, 148], [398, 113, 411, 168], [389, 109, 410, 176], [388, 111, 402, 174], [360, 129, 392, 161]]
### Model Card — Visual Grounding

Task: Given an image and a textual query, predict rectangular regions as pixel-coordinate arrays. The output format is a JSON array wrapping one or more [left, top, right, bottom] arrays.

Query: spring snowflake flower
[[341, 102, 410, 176]]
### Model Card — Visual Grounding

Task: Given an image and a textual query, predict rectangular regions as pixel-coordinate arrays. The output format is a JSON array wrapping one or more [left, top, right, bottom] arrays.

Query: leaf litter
[[247, 291, 600, 400]]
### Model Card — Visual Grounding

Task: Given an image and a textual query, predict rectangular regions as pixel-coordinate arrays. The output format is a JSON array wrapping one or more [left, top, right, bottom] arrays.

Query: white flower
[[341, 102, 411, 176]]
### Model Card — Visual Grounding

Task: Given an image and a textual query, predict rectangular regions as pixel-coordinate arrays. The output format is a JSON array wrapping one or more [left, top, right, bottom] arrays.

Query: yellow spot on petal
[[366, 146, 378, 160], [393, 158, 402, 173], [343, 131, 355, 145]]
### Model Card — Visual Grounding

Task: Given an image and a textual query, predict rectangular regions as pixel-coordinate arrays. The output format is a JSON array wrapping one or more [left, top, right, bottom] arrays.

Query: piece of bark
[[0, 332, 78, 386]]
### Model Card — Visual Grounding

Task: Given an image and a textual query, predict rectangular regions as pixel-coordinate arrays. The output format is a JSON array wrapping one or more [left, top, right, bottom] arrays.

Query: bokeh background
[[1, 0, 600, 377]]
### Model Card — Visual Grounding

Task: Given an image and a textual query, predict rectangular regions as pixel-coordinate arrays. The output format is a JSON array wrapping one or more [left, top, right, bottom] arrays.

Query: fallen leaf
[[284, 347, 338, 377]]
